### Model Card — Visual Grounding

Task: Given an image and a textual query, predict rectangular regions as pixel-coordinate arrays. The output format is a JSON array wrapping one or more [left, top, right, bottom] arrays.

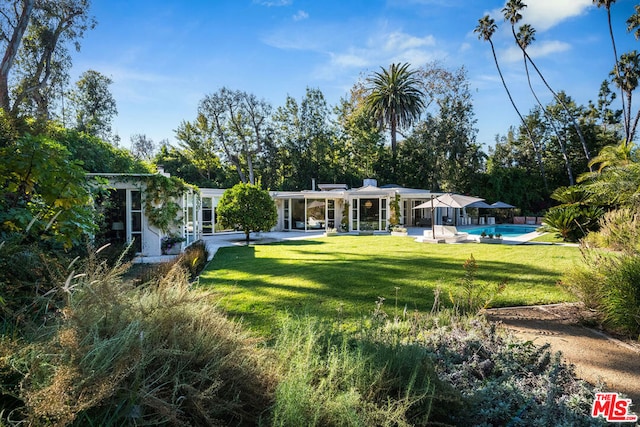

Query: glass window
[[360, 198, 379, 230]]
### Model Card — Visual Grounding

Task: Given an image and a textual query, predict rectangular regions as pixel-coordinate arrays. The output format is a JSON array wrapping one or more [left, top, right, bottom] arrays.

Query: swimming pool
[[464, 225, 539, 237]]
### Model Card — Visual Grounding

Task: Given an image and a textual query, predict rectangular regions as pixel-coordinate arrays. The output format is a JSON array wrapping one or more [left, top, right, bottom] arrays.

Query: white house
[[91, 170, 464, 258]]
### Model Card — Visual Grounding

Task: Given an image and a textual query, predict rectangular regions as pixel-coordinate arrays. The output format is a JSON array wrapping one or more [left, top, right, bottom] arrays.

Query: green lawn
[[199, 235, 581, 334], [529, 232, 567, 244]]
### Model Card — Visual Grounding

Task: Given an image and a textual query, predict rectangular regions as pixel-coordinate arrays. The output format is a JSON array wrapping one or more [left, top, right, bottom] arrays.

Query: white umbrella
[[413, 193, 485, 239]]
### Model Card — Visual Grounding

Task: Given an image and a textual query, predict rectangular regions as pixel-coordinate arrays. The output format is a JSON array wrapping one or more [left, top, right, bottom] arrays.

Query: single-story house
[[90, 170, 468, 258]]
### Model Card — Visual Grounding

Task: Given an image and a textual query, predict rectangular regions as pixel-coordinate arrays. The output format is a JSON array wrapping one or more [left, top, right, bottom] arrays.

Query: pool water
[[464, 225, 539, 237]]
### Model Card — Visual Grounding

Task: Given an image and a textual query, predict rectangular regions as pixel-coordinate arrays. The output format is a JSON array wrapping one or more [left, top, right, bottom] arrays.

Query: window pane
[[131, 212, 142, 232], [131, 190, 141, 210]]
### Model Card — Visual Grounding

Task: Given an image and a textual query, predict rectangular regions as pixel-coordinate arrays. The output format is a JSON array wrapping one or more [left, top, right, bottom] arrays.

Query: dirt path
[[485, 303, 640, 405]]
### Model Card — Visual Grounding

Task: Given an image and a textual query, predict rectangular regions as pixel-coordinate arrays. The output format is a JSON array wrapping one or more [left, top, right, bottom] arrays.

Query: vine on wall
[[144, 175, 195, 233]]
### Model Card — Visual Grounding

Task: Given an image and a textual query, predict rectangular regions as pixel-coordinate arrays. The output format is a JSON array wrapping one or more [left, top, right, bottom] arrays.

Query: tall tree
[[515, 23, 574, 185], [628, 4, 640, 40], [611, 50, 640, 144], [0, 0, 35, 112], [68, 69, 117, 140], [130, 133, 156, 161], [0, 0, 94, 115], [364, 63, 424, 157], [503, 0, 590, 166], [198, 88, 272, 185], [175, 114, 224, 184], [334, 82, 384, 185], [594, 0, 631, 142], [474, 14, 548, 191]]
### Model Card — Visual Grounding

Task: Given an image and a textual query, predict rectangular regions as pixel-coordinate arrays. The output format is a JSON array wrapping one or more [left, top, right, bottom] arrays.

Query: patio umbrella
[[491, 201, 516, 223], [413, 193, 485, 209], [413, 193, 485, 239], [491, 201, 515, 208], [467, 201, 493, 209]]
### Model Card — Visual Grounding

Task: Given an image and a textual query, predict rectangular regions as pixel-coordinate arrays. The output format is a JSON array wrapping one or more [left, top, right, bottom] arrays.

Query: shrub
[[583, 207, 640, 254], [130, 240, 209, 285], [600, 254, 640, 337], [380, 310, 606, 426], [541, 205, 603, 242], [564, 247, 640, 338], [5, 249, 273, 426], [270, 317, 437, 426]]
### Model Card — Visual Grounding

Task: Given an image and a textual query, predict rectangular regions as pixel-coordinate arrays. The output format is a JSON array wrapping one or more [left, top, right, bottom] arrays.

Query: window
[[202, 197, 214, 235], [130, 190, 142, 253]]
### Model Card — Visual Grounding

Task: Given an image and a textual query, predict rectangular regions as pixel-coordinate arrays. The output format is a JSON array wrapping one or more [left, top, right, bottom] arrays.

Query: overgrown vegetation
[[564, 208, 640, 338], [1, 249, 606, 426], [1, 248, 274, 426]]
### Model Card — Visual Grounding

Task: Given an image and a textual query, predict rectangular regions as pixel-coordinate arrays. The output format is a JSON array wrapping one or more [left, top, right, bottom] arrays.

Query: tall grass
[[5, 247, 274, 426], [565, 208, 640, 338], [271, 317, 436, 426]]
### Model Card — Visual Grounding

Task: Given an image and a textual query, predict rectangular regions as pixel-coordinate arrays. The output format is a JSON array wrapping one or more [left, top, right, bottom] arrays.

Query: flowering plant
[[161, 234, 186, 253]]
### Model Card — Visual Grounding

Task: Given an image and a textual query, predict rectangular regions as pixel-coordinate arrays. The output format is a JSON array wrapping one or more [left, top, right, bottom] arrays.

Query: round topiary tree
[[217, 183, 277, 243]]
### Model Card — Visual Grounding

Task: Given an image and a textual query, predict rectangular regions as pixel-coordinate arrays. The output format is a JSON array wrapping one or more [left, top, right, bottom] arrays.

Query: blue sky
[[70, 0, 639, 152]]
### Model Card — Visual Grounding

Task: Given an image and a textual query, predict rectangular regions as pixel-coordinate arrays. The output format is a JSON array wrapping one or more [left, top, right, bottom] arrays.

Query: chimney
[[311, 177, 316, 191], [157, 165, 170, 177]]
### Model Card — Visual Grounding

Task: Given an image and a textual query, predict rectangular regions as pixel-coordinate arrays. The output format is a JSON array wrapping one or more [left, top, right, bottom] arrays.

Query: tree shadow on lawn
[[202, 245, 569, 334]]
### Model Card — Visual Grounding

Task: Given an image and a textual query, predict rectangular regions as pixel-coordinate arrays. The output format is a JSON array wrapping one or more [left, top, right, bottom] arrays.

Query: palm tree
[[516, 23, 574, 185], [611, 51, 640, 144], [578, 140, 636, 183], [364, 63, 425, 156], [628, 4, 640, 40], [594, 0, 629, 141], [474, 14, 548, 191], [503, 0, 591, 166], [589, 141, 636, 172]]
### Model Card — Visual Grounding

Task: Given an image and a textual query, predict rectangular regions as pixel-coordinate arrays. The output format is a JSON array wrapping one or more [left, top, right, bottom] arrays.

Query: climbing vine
[[143, 174, 195, 233], [389, 194, 401, 227]]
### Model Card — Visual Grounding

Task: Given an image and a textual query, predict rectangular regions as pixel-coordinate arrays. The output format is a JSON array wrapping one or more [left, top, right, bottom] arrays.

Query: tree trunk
[[489, 39, 549, 192], [523, 56, 574, 186], [522, 49, 591, 165], [245, 229, 250, 244], [0, 0, 35, 112], [607, 7, 628, 141]]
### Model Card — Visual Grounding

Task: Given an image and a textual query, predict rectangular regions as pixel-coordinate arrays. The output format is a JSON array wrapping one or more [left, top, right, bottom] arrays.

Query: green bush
[[541, 205, 603, 242], [564, 247, 640, 338], [601, 255, 640, 337], [270, 317, 438, 426], [583, 207, 640, 254]]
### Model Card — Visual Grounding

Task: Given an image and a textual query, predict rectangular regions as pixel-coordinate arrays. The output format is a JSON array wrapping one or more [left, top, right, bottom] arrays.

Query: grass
[[200, 235, 580, 335], [530, 232, 567, 244]]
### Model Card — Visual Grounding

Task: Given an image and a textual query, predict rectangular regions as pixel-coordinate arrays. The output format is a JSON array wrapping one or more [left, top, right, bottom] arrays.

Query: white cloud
[[382, 32, 435, 52], [526, 0, 592, 30], [312, 30, 444, 81], [254, 0, 292, 6], [501, 40, 571, 63], [293, 10, 309, 21], [331, 52, 370, 68]]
